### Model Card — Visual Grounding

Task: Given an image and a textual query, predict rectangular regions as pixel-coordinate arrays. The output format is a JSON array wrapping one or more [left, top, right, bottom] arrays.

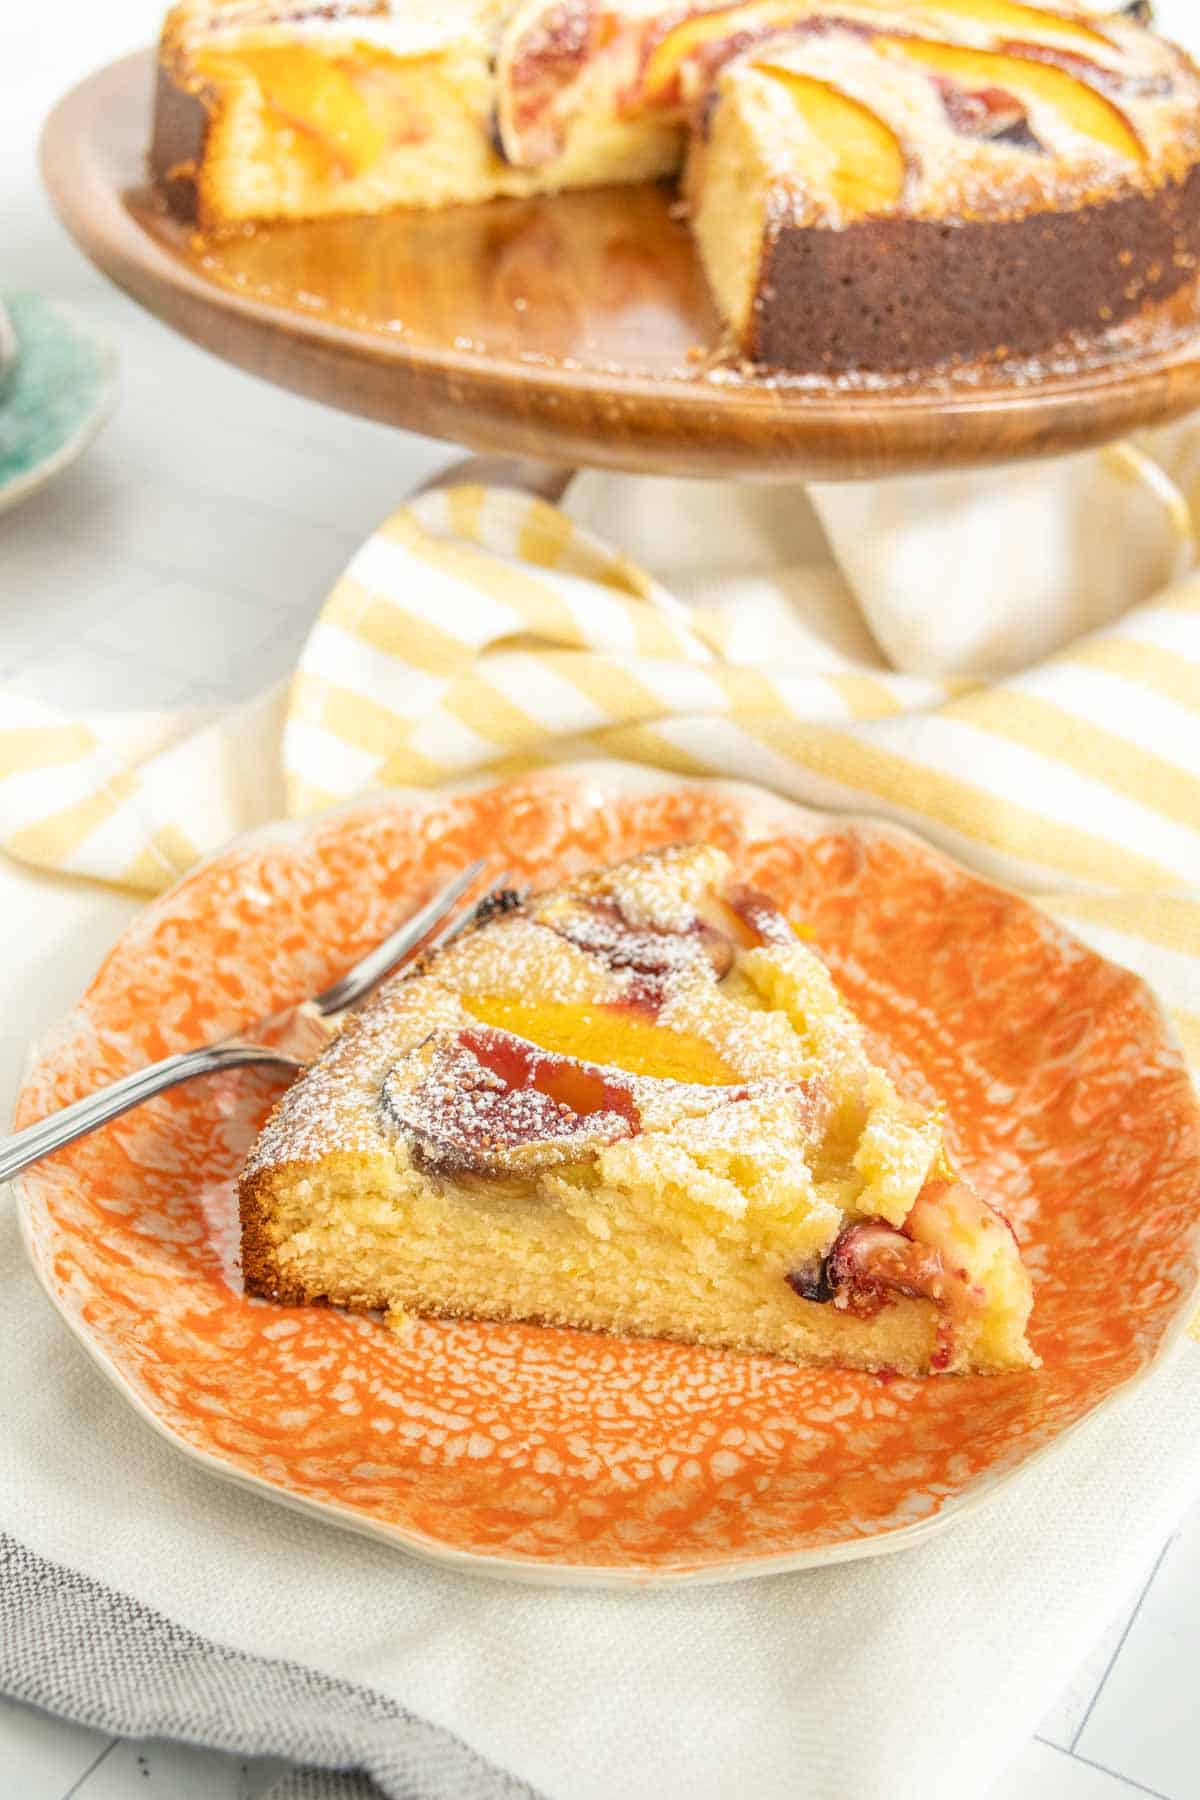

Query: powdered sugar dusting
[[243, 841, 965, 1257], [382, 1028, 638, 1174], [244, 846, 742, 1174]]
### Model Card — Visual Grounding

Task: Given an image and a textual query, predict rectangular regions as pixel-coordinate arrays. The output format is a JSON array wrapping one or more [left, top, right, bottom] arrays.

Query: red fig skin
[[935, 77, 1043, 150], [543, 895, 736, 981], [723, 885, 796, 949], [786, 1258, 834, 1304], [788, 1217, 973, 1320], [460, 1026, 641, 1130], [496, 0, 598, 165], [383, 1026, 642, 1178]]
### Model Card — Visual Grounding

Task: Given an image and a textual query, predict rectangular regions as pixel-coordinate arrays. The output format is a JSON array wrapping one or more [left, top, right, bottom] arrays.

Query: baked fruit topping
[[381, 1024, 643, 1174], [904, 0, 1112, 50], [935, 77, 1042, 149], [461, 994, 741, 1081], [880, 36, 1146, 160], [752, 61, 910, 216], [493, 0, 600, 167], [196, 43, 387, 179], [638, 0, 816, 107], [240, 844, 1037, 1376], [788, 1189, 994, 1320]]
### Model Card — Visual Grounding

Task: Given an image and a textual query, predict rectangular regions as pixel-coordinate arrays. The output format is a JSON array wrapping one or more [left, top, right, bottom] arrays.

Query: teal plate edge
[[0, 293, 118, 514]]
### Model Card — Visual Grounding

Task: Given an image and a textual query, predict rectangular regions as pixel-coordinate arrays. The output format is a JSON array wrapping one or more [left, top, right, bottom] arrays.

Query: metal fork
[[0, 859, 509, 1186]]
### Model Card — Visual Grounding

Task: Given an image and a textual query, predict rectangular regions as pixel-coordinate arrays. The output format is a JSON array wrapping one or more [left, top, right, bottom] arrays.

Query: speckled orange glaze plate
[[15, 766, 1200, 1586]]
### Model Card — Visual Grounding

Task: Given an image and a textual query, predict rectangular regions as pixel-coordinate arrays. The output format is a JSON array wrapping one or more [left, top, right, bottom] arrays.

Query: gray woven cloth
[[0, 1533, 543, 1800]]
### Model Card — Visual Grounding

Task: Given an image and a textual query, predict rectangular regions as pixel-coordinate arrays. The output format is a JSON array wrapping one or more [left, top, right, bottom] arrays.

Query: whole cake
[[240, 845, 1036, 1376], [153, 0, 1200, 371]]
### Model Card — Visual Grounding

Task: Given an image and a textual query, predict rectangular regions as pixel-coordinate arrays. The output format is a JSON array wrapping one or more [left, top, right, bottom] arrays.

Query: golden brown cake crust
[[150, 62, 208, 222], [239, 1161, 305, 1303], [750, 162, 1200, 370]]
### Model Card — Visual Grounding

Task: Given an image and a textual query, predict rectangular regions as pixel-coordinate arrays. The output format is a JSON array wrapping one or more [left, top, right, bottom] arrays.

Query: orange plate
[[39, 53, 1200, 482], [14, 768, 1200, 1585]]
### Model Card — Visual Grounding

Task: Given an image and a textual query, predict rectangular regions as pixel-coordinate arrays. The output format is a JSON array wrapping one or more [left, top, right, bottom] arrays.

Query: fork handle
[[0, 1041, 289, 1186]]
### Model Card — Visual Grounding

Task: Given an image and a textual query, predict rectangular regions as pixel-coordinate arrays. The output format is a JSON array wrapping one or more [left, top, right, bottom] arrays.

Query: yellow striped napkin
[[4, 427, 1200, 1069]]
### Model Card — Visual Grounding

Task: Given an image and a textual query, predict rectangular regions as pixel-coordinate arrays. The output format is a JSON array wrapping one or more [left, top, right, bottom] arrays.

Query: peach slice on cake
[[636, 0, 1115, 111], [638, 0, 818, 107], [883, 37, 1146, 159], [194, 43, 387, 180], [903, 0, 1113, 52], [752, 62, 910, 215], [462, 994, 741, 1084]]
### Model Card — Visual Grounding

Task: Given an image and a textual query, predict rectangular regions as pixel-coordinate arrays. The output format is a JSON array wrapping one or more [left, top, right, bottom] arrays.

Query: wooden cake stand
[[41, 51, 1200, 482]]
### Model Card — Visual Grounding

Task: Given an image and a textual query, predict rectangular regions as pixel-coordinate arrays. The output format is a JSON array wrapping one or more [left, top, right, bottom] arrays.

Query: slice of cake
[[240, 845, 1036, 1376], [152, 0, 1200, 372]]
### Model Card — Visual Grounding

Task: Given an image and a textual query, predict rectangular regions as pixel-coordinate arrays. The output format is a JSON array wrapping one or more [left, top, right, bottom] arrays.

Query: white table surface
[[4, 2, 1200, 1795]]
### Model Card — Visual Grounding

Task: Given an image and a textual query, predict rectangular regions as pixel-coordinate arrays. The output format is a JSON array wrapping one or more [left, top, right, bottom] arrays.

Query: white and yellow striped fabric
[[4, 429, 1200, 1053]]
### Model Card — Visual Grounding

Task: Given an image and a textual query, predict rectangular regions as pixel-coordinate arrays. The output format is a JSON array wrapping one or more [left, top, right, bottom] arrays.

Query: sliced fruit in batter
[[197, 43, 387, 177], [639, 0, 816, 106], [462, 994, 740, 1084], [884, 36, 1146, 158], [493, 0, 602, 167], [903, 0, 1113, 51], [753, 63, 909, 215]]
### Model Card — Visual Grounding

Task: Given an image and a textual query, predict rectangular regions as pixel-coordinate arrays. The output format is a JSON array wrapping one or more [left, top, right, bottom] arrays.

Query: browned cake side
[[150, 62, 208, 221], [749, 164, 1200, 370], [240, 1160, 309, 1305]]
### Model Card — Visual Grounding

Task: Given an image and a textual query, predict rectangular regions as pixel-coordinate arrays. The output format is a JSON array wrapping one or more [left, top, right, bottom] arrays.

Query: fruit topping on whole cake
[[240, 844, 1037, 1376], [153, 0, 1200, 371]]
